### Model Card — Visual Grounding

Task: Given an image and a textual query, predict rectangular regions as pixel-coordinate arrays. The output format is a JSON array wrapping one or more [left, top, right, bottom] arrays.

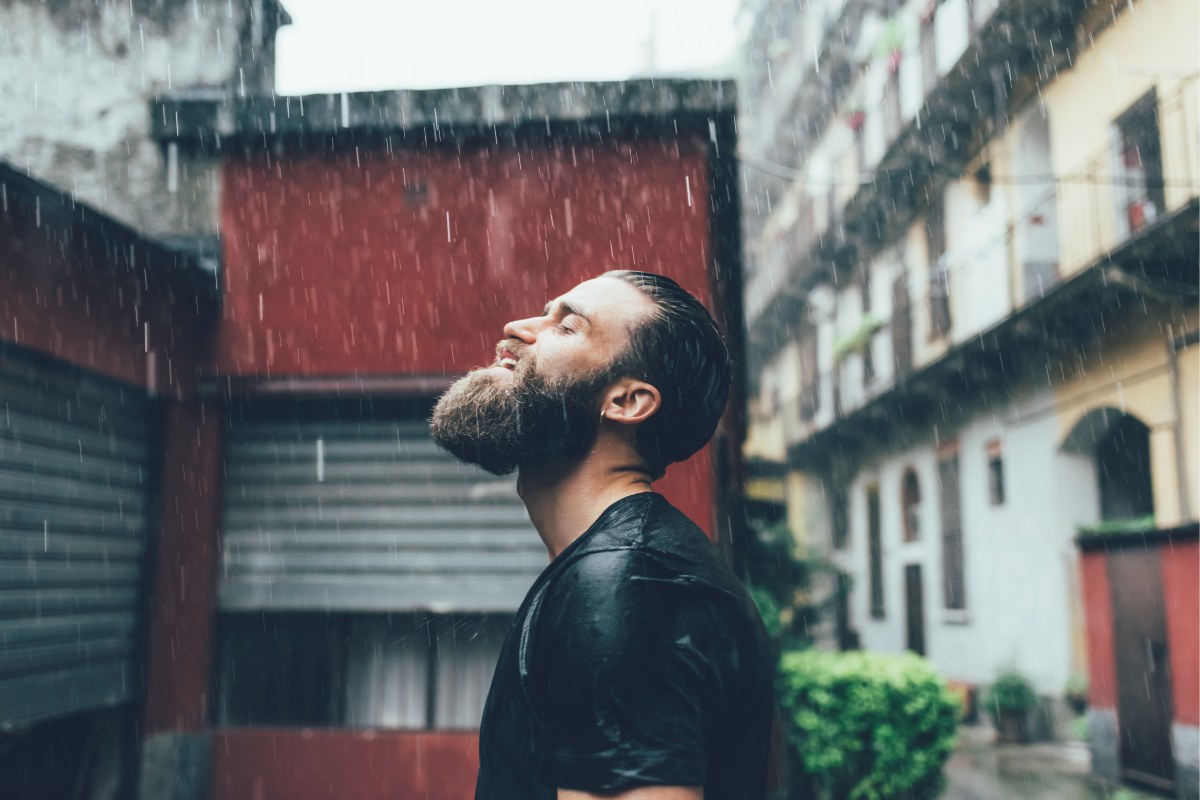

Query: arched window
[[902, 468, 921, 542]]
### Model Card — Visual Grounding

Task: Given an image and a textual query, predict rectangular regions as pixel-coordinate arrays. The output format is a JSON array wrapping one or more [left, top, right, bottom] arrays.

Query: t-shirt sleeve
[[525, 549, 722, 793]]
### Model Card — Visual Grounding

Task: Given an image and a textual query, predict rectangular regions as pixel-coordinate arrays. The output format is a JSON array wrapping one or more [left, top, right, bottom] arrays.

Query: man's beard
[[429, 355, 611, 476]]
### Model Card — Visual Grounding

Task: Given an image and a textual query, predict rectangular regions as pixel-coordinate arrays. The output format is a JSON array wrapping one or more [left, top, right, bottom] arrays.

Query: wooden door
[[1109, 549, 1175, 791]]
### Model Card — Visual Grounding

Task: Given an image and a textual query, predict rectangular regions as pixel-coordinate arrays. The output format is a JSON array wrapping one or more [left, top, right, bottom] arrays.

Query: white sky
[[275, 0, 743, 95]]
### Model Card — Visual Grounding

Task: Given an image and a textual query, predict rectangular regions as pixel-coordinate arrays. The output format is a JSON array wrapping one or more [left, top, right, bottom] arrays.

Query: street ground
[[942, 725, 1165, 800]]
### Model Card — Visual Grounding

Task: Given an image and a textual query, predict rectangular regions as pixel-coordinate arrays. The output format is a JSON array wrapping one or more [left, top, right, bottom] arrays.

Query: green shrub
[[982, 668, 1038, 713], [777, 650, 960, 800]]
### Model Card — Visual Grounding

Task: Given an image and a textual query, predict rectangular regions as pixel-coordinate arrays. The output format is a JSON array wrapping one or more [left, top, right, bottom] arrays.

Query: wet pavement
[[942, 726, 1164, 800]]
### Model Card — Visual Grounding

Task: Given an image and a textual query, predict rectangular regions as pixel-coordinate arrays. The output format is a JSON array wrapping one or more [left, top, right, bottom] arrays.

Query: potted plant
[[1064, 673, 1089, 716], [983, 668, 1037, 743]]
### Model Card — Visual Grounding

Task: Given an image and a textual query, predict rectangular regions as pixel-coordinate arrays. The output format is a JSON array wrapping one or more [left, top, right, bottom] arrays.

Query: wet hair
[[603, 270, 731, 480]]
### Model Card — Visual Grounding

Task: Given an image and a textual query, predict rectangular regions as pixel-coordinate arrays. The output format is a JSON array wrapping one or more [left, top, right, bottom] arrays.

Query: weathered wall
[[216, 134, 720, 532], [0, 0, 277, 241]]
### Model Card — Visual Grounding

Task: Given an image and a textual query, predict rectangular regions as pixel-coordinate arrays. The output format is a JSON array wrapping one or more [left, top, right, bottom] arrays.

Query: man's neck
[[517, 453, 654, 560]]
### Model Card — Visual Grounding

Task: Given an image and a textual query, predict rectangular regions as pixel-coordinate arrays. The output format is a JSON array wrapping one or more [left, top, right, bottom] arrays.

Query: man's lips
[[497, 346, 519, 370]]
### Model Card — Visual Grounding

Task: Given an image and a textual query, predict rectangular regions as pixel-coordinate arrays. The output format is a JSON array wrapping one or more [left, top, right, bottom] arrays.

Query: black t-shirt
[[475, 491, 774, 799]]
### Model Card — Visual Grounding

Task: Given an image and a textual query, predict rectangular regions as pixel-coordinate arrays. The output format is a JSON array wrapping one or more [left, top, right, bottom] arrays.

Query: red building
[[0, 161, 215, 797], [2, 80, 741, 799]]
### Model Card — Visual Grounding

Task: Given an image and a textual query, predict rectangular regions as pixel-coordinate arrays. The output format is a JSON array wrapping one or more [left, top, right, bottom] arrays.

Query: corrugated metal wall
[[219, 418, 546, 613], [0, 347, 152, 730]]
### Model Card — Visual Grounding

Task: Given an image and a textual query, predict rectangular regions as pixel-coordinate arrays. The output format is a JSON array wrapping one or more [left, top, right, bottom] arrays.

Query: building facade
[[739, 0, 1197, 793], [140, 79, 742, 800], [1, 6, 747, 798]]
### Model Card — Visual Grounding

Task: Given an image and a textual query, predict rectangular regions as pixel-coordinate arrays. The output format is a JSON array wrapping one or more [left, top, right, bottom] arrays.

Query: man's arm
[[559, 788, 702, 800]]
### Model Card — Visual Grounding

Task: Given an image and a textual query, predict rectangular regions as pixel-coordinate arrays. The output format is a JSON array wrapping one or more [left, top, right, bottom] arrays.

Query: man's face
[[430, 277, 654, 475]]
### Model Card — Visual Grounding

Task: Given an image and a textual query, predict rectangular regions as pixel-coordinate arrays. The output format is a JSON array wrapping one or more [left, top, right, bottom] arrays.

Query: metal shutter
[[220, 418, 546, 613], [0, 348, 152, 730]]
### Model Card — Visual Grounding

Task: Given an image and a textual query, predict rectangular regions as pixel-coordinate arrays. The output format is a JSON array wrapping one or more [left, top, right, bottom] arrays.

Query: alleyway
[[942, 726, 1164, 800]]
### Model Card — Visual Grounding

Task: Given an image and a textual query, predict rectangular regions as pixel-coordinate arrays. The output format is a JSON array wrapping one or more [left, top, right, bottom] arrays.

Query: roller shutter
[[0, 348, 153, 730], [219, 417, 546, 613]]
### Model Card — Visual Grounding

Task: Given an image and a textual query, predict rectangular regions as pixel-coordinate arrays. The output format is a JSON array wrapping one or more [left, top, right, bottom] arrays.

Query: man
[[431, 270, 773, 800]]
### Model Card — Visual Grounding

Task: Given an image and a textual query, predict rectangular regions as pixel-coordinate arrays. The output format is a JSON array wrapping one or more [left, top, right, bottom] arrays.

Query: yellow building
[[738, 0, 1198, 789]]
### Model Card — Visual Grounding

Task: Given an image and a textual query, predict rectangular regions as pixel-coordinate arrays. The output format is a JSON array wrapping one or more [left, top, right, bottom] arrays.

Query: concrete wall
[[0, 0, 278, 241]]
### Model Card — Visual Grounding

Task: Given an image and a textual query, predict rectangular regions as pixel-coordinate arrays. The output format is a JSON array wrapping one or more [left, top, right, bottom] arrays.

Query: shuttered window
[[217, 407, 545, 729], [927, 197, 951, 339], [219, 416, 545, 613], [0, 347, 152, 729], [938, 449, 966, 610]]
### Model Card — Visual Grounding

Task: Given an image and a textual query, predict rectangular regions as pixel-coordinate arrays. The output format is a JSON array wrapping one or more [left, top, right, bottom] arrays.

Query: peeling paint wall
[[0, 0, 276, 242]]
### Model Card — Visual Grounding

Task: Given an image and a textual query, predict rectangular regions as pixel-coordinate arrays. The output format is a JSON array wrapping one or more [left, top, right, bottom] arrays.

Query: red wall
[[212, 729, 478, 800], [142, 401, 226, 734], [218, 136, 718, 532], [0, 211, 206, 395], [1080, 550, 1117, 710], [1161, 538, 1199, 726]]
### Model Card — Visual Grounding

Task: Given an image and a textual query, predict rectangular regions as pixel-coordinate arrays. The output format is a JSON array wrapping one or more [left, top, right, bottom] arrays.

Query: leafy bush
[[778, 650, 960, 800], [983, 668, 1038, 713]]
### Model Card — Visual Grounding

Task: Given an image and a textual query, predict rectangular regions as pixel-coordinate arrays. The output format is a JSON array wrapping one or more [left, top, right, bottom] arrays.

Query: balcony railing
[[745, 0, 1084, 342], [775, 80, 1198, 452]]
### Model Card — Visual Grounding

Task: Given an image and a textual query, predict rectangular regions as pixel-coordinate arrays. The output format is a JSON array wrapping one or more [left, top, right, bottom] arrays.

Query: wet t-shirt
[[475, 492, 774, 799]]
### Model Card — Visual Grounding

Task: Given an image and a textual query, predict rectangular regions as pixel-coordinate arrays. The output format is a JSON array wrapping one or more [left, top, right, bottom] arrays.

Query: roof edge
[[151, 78, 737, 143]]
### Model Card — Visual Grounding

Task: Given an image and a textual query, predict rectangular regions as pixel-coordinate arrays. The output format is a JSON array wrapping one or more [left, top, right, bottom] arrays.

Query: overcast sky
[[276, 0, 743, 95]]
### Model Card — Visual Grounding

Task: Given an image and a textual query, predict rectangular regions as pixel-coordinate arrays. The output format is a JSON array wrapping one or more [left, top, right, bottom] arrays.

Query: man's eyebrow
[[543, 300, 591, 324]]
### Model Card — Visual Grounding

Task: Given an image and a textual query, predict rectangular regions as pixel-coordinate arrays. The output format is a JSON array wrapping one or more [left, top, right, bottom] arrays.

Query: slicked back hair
[[603, 270, 731, 480]]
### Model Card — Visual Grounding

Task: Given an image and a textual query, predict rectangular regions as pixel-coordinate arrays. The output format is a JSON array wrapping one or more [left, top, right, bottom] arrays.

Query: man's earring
[[600, 410, 607, 420]]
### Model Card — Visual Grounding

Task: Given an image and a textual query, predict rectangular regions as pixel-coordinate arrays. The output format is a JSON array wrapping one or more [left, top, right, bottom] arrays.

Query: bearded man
[[430, 270, 773, 800]]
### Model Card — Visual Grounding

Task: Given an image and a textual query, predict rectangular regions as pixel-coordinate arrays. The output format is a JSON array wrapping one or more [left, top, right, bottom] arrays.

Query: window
[[217, 612, 510, 729], [215, 402, 544, 732], [867, 485, 885, 619], [892, 271, 913, 374], [938, 446, 966, 611], [926, 196, 951, 339], [902, 468, 922, 542], [1112, 89, 1164, 239], [831, 486, 849, 550], [798, 319, 820, 421], [986, 440, 1005, 506], [861, 268, 875, 385]]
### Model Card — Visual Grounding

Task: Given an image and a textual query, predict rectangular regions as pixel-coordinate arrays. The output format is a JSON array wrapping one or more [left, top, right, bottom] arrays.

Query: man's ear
[[600, 379, 661, 426]]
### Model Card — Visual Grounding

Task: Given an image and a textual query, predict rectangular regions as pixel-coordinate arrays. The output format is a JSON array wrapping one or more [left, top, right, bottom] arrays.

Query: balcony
[[746, 0, 1089, 349], [776, 79, 1199, 458]]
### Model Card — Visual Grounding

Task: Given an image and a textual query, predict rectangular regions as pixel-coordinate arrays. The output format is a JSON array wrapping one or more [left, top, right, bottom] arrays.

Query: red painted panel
[[1080, 550, 1117, 710], [1161, 538, 1199, 725], [212, 729, 478, 800], [217, 139, 710, 377], [0, 213, 205, 394], [143, 401, 225, 734], [218, 136, 718, 534]]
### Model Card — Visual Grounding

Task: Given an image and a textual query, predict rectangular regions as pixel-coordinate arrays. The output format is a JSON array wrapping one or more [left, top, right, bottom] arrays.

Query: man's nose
[[502, 315, 545, 343]]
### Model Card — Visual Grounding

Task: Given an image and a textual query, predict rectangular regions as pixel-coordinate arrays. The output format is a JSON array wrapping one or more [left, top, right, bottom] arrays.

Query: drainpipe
[[1167, 325, 1198, 521]]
